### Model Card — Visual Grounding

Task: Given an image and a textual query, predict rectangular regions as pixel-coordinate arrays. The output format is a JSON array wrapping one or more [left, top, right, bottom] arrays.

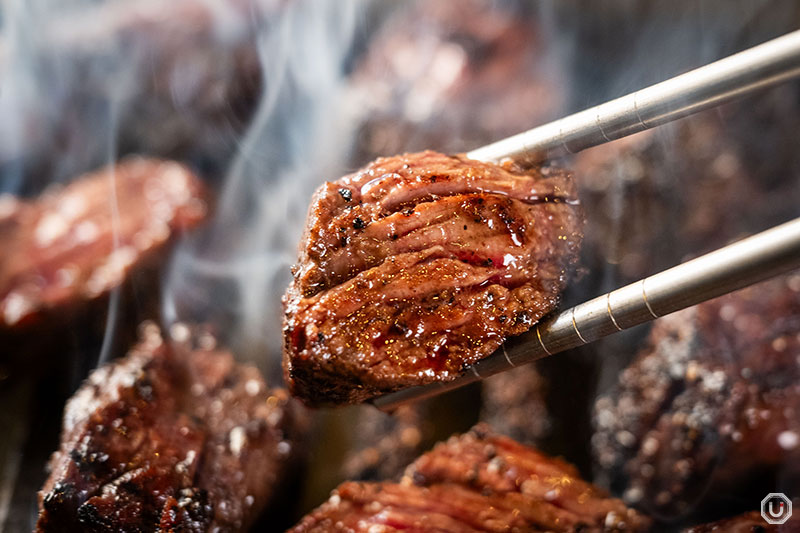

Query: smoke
[[162, 0, 362, 375]]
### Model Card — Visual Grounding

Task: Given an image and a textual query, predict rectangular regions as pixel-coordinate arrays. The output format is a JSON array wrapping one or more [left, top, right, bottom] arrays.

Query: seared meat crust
[[290, 424, 649, 532], [593, 274, 800, 517], [36, 322, 306, 532], [283, 151, 582, 405]]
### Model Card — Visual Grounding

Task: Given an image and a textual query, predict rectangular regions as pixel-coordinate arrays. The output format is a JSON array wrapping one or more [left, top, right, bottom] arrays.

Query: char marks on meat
[[283, 151, 582, 405], [0, 158, 206, 335], [37, 322, 307, 532], [290, 424, 649, 532], [593, 274, 800, 517]]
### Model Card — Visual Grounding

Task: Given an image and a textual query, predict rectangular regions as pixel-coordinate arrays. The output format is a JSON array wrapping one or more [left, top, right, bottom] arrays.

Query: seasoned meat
[[350, 0, 564, 161], [0, 158, 206, 336], [283, 150, 582, 405], [593, 274, 800, 518], [290, 424, 649, 532], [480, 364, 550, 445], [36, 322, 307, 532]]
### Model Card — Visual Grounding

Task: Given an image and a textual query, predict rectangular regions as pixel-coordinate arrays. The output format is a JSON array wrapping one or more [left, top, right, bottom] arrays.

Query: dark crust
[[36, 322, 308, 532], [289, 424, 650, 532], [283, 151, 582, 405], [593, 274, 800, 517]]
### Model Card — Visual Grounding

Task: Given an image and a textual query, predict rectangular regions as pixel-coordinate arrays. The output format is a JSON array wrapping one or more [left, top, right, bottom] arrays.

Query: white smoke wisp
[[162, 0, 362, 376]]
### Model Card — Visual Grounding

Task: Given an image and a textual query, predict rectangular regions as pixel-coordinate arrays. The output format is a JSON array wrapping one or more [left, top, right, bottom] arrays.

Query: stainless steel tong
[[373, 30, 800, 410]]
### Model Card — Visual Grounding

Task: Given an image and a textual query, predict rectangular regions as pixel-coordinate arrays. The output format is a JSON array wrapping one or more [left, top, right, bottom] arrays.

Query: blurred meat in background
[[0, 0, 265, 195], [594, 273, 800, 521]]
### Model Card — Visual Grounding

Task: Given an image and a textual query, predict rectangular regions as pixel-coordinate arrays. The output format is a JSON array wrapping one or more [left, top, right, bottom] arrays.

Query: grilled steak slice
[[283, 150, 582, 405], [36, 322, 307, 532], [593, 274, 800, 518], [0, 158, 206, 340], [290, 424, 649, 532]]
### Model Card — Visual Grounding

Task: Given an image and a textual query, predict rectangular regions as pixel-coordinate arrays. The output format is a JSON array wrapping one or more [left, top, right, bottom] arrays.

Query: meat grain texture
[[593, 274, 800, 519], [283, 151, 582, 405], [290, 424, 649, 532], [36, 322, 307, 532]]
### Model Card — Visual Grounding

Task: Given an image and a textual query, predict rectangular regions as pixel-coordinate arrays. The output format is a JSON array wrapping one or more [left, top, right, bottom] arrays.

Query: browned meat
[[573, 88, 800, 284], [36, 322, 307, 532], [290, 424, 649, 532], [0, 158, 206, 344], [350, 0, 564, 161], [480, 364, 550, 445], [593, 274, 800, 518], [282, 151, 582, 405]]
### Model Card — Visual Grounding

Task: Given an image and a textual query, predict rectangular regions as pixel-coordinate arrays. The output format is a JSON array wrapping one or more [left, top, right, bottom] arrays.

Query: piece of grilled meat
[[283, 150, 582, 405], [349, 0, 564, 162], [37, 322, 307, 532], [593, 274, 800, 518], [290, 424, 649, 532], [1, 158, 206, 343]]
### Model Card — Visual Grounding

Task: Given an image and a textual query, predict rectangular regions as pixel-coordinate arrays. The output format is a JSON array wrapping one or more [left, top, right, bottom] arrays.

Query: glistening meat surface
[[283, 151, 582, 405], [289, 425, 649, 532], [593, 274, 800, 518], [0, 158, 206, 333], [36, 322, 307, 532]]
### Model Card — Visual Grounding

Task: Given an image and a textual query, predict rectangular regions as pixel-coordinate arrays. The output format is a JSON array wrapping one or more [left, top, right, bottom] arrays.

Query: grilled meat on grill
[[0, 158, 206, 328], [350, 0, 564, 162], [0, 158, 206, 364], [290, 424, 649, 532], [593, 274, 800, 518], [36, 322, 307, 532], [283, 150, 582, 405], [0, 158, 207, 367]]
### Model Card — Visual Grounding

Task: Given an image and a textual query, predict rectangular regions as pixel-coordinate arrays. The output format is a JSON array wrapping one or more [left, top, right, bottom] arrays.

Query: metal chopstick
[[373, 217, 800, 411], [467, 30, 800, 164]]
